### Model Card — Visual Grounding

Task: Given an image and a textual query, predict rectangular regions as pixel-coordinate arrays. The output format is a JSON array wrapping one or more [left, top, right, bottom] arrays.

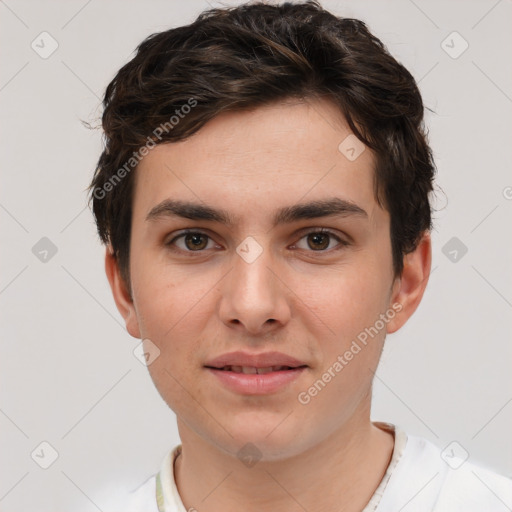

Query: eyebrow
[[145, 197, 367, 227]]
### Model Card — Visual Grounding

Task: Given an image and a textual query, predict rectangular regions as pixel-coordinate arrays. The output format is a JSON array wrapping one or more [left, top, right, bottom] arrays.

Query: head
[[89, 1, 434, 459]]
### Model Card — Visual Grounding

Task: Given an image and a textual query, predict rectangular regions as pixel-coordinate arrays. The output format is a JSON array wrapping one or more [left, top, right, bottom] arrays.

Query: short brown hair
[[88, 0, 435, 290]]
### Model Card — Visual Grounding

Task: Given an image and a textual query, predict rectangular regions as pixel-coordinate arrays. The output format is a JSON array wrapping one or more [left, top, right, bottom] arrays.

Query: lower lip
[[206, 367, 307, 395]]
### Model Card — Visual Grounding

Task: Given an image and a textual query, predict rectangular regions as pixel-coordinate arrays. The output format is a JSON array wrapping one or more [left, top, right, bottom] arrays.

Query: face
[[107, 97, 430, 460]]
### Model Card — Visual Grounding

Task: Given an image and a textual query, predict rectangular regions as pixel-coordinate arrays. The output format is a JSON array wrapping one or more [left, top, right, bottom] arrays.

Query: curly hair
[[88, 0, 435, 290]]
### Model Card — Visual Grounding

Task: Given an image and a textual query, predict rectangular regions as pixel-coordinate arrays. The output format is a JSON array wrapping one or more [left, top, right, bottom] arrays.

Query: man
[[89, 1, 512, 510]]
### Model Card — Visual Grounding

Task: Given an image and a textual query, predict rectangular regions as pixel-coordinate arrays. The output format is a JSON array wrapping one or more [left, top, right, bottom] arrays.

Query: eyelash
[[165, 228, 349, 255]]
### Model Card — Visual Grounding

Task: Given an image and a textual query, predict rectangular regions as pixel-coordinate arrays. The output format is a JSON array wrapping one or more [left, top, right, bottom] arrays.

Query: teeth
[[224, 365, 292, 373], [257, 367, 274, 374]]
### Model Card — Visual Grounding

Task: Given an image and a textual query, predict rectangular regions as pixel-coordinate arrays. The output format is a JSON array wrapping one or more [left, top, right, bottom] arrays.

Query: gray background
[[1, 0, 511, 510]]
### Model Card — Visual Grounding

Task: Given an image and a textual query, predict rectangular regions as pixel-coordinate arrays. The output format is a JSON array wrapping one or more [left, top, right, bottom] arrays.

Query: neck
[[173, 412, 394, 512]]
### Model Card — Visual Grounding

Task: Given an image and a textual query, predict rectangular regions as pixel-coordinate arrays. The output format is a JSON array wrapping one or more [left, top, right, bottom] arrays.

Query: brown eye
[[307, 232, 330, 250], [293, 229, 347, 252], [184, 233, 209, 251], [167, 231, 215, 252]]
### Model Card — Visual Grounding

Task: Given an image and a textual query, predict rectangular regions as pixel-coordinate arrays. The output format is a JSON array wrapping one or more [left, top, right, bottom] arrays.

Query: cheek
[[295, 272, 389, 423], [139, 282, 211, 414], [297, 265, 390, 343], [130, 257, 216, 390], [132, 249, 214, 335]]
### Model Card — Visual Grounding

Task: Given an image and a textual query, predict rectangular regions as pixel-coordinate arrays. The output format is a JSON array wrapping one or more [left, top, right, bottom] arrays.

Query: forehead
[[133, 98, 382, 225]]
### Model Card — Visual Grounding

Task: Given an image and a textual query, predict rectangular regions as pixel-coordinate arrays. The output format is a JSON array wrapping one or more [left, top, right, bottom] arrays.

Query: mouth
[[205, 365, 308, 374], [204, 365, 308, 395]]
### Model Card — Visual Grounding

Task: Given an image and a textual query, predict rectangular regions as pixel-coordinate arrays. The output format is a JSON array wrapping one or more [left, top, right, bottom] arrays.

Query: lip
[[206, 366, 307, 395], [204, 350, 307, 369]]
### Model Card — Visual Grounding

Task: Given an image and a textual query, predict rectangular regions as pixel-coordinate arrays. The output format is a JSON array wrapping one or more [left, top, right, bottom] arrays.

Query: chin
[[219, 413, 311, 458]]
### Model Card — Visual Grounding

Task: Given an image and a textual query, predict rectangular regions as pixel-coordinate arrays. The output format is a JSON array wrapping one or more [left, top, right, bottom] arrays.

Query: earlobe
[[104, 246, 141, 339], [386, 232, 432, 334]]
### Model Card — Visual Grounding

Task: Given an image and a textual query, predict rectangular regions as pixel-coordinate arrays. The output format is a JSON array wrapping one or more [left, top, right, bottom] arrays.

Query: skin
[[106, 97, 431, 512]]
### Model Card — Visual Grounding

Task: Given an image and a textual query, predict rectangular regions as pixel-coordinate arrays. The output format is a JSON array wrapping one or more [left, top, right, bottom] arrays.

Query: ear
[[386, 232, 432, 334], [104, 246, 141, 339]]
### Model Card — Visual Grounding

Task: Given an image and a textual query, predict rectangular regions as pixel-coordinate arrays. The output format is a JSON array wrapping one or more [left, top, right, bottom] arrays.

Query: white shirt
[[104, 422, 512, 511]]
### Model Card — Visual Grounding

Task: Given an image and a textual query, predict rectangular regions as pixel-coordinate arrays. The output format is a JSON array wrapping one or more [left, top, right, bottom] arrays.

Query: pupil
[[308, 233, 329, 250], [186, 233, 207, 250]]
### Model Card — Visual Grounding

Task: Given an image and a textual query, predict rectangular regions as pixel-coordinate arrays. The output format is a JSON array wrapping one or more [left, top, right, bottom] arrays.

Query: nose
[[217, 242, 291, 336]]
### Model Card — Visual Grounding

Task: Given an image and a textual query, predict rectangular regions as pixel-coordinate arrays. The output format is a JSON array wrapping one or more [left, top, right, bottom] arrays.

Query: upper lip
[[204, 351, 308, 369]]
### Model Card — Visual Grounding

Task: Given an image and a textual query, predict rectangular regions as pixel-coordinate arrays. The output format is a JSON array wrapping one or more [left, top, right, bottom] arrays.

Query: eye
[[293, 229, 347, 252], [167, 230, 217, 252], [166, 228, 348, 255]]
